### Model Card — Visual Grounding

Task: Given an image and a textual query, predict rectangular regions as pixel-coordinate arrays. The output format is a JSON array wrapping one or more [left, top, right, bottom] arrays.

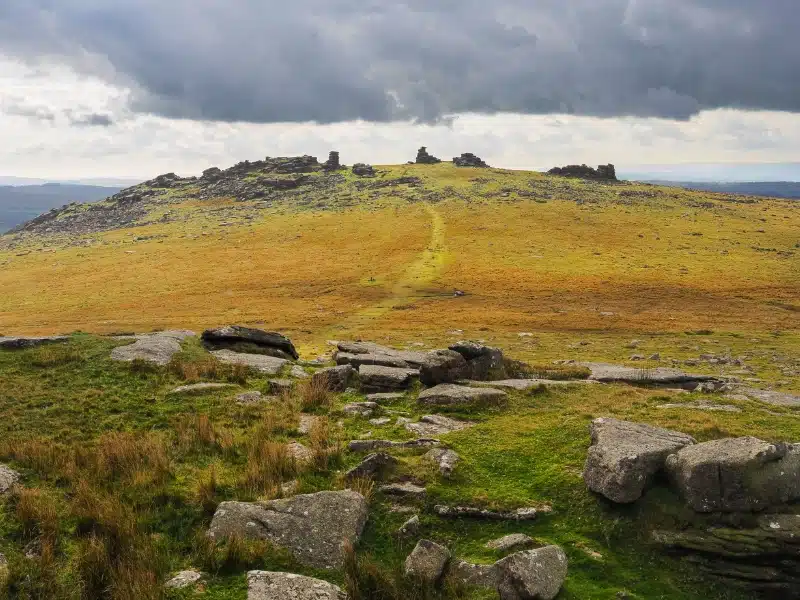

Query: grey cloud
[[68, 112, 114, 127], [0, 0, 798, 124]]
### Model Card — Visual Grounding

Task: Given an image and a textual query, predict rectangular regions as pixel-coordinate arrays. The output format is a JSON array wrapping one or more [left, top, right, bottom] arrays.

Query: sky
[[1, 0, 799, 182]]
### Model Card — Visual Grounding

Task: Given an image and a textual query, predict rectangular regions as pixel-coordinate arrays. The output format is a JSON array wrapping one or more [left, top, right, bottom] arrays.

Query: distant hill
[[0, 183, 122, 232], [642, 180, 800, 199]]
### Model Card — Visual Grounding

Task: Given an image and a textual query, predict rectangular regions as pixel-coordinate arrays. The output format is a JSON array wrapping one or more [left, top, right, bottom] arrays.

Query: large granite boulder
[[312, 365, 355, 392], [359, 365, 420, 392], [202, 326, 298, 360], [666, 437, 800, 512], [449, 341, 504, 380], [111, 330, 195, 365], [418, 384, 506, 408], [418, 350, 469, 386], [323, 151, 342, 171], [0, 335, 69, 350], [211, 350, 288, 375], [494, 546, 568, 600], [207, 491, 368, 569], [453, 153, 489, 168], [246, 571, 346, 600], [351, 163, 375, 177], [336, 352, 413, 369], [583, 418, 696, 503], [415, 147, 442, 164], [404, 540, 450, 584]]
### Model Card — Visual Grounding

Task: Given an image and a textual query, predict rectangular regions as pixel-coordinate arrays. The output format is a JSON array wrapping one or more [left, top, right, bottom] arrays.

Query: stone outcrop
[[110, 330, 195, 365], [453, 153, 489, 168], [0, 335, 70, 350], [415, 147, 442, 164], [207, 491, 368, 569], [449, 341, 504, 380], [583, 417, 696, 503], [165, 570, 204, 589], [323, 151, 342, 171], [406, 415, 474, 437], [405, 540, 451, 584], [548, 164, 617, 181], [358, 364, 420, 393], [201, 326, 298, 360], [665, 437, 800, 512], [449, 559, 498, 588], [419, 350, 469, 385], [312, 365, 355, 392], [418, 384, 507, 408], [246, 571, 346, 600], [345, 452, 398, 481], [211, 350, 288, 375], [494, 546, 568, 600], [351, 163, 375, 177], [581, 362, 720, 387]]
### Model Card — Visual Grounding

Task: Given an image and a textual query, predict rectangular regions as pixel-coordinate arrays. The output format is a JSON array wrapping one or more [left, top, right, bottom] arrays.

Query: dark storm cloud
[[0, 0, 797, 124]]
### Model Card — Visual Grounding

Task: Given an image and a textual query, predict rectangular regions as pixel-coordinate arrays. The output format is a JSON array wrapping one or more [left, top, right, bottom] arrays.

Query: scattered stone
[[236, 391, 266, 405], [168, 382, 238, 395], [165, 570, 203, 589], [418, 384, 506, 408], [367, 392, 405, 402], [434, 505, 544, 521], [449, 559, 498, 588], [415, 147, 442, 165], [665, 437, 800, 512], [487, 534, 535, 552], [345, 452, 398, 481], [348, 438, 440, 452], [407, 415, 474, 437], [110, 330, 195, 365], [656, 402, 742, 413], [405, 540, 450, 583], [286, 442, 313, 464], [351, 163, 375, 177], [581, 362, 719, 387], [0, 335, 70, 350], [290, 365, 309, 379], [583, 417, 696, 503], [359, 364, 420, 393], [211, 350, 288, 375], [0, 465, 21, 495], [494, 545, 569, 600], [398, 515, 421, 537], [268, 379, 294, 395], [380, 482, 427, 499], [369, 417, 391, 426], [202, 326, 298, 359], [424, 448, 460, 477], [246, 571, 346, 600], [343, 402, 379, 417], [453, 153, 489, 168], [208, 491, 368, 569], [313, 365, 356, 392]]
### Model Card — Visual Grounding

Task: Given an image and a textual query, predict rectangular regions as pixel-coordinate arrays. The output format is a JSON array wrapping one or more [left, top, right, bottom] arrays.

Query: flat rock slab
[[0, 465, 21, 495], [348, 438, 440, 452], [110, 330, 195, 365], [345, 452, 398, 481], [584, 417, 695, 504], [464, 379, 597, 391], [343, 402, 379, 416], [246, 571, 346, 600], [313, 365, 355, 392], [487, 534, 535, 552], [202, 326, 298, 360], [212, 350, 288, 375], [0, 335, 69, 350], [267, 379, 294, 394], [169, 383, 238, 395], [418, 384, 506, 408], [666, 436, 800, 512], [336, 341, 429, 365], [495, 546, 568, 600], [731, 387, 800, 407], [380, 482, 427, 499], [581, 362, 718, 385], [657, 402, 742, 413], [359, 364, 420, 392], [165, 570, 204, 589], [289, 365, 308, 379], [366, 392, 405, 402], [208, 491, 368, 569], [434, 505, 544, 521], [336, 352, 414, 369], [406, 414, 474, 436], [236, 391, 267, 405]]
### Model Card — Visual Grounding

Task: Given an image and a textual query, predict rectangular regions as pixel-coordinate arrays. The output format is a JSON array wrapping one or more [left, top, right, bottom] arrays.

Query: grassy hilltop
[[0, 160, 798, 599]]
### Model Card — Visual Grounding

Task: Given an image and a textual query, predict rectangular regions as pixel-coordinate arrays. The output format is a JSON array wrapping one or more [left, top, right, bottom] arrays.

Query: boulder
[[665, 437, 800, 512], [495, 546, 569, 600], [418, 384, 506, 408], [358, 365, 420, 393], [0, 465, 20, 495], [449, 559, 498, 588], [211, 350, 288, 375], [487, 534, 535, 552], [110, 330, 195, 365], [584, 418, 695, 503], [336, 352, 412, 369], [407, 415, 474, 437], [449, 341, 504, 380], [419, 350, 469, 386], [202, 326, 298, 360], [434, 505, 544, 522], [380, 482, 426, 499], [351, 163, 375, 177], [397, 515, 421, 537], [343, 402, 379, 417], [453, 153, 489, 168], [313, 365, 355, 392], [323, 151, 342, 171], [336, 342, 428, 365], [404, 540, 451, 584], [424, 448, 460, 477], [267, 379, 294, 395], [345, 452, 398, 481], [415, 147, 442, 165], [246, 571, 346, 600], [286, 442, 313, 464], [165, 570, 203, 589], [208, 491, 368, 569]]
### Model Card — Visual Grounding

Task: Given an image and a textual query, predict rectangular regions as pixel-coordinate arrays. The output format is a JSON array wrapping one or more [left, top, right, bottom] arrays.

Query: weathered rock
[[415, 147, 442, 165], [419, 350, 469, 386], [380, 482, 426, 499], [0, 465, 21, 495], [449, 341, 504, 380], [298, 414, 320, 435], [464, 379, 597, 390], [0, 335, 70, 350], [487, 534, 535, 552], [434, 505, 544, 521], [358, 364, 420, 392], [313, 365, 355, 392], [424, 448, 460, 477], [208, 491, 368, 569], [418, 384, 506, 408], [236, 391, 267, 405], [323, 151, 342, 171], [336, 352, 412, 369], [656, 402, 742, 413], [548, 163, 617, 181], [348, 438, 440, 452], [449, 559, 498, 588], [111, 330, 195, 365], [581, 362, 719, 386], [336, 342, 429, 365], [343, 402, 379, 417], [165, 570, 203, 589], [665, 437, 800, 512], [732, 387, 800, 407], [407, 415, 474, 437], [351, 163, 375, 177], [495, 546, 569, 600], [168, 382, 238, 395], [369, 417, 391, 426], [246, 571, 346, 600], [286, 442, 313, 464], [367, 392, 405, 402], [267, 379, 294, 395], [345, 452, 398, 481], [202, 326, 298, 360], [405, 540, 450, 583], [398, 515, 421, 537], [289, 365, 309, 379], [583, 417, 696, 503], [212, 350, 288, 375], [453, 153, 489, 168]]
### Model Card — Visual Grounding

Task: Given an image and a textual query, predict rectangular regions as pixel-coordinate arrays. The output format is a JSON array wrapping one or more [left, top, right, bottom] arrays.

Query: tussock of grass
[[298, 374, 333, 412]]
